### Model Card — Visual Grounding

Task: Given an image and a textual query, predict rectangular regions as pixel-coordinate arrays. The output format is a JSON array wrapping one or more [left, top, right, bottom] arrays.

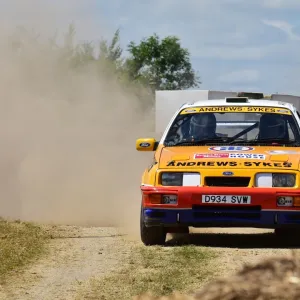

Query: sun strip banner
[[180, 106, 292, 115]]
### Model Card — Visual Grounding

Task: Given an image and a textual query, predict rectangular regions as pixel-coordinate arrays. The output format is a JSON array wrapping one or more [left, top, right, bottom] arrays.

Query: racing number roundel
[[209, 146, 254, 151]]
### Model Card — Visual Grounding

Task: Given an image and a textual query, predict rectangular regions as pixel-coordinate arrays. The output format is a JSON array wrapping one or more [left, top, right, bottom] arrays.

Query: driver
[[188, 112, 217, 140], [258, 113, 288, 140]]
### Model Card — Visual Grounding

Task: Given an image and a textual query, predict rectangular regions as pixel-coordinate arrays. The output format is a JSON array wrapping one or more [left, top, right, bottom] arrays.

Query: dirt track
[[0, 226, 132, 300], [0, 226, 296, 300]]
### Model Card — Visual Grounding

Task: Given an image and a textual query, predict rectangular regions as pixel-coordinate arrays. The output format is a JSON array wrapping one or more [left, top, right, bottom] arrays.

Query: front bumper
[[141, 186, 300, 229]]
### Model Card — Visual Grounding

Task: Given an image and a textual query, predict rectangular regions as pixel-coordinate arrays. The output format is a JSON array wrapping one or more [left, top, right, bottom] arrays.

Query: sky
[[93, 0, 300, 96], [1, 0, 300, 96]]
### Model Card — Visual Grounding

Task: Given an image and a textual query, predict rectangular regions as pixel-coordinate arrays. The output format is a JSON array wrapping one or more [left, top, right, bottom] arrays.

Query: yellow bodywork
[[138, 143, 300, 188], [137, 104, 300, 188]]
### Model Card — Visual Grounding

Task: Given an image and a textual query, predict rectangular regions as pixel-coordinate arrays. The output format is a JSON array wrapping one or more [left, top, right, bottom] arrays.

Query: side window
[[164, 116, 190, 144], [287, 120, 295, 140], [294, 111, 300, 140]]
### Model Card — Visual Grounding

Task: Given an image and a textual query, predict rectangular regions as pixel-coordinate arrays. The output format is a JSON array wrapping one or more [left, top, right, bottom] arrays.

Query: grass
[[76, 243, 217, 300], [0, 218, 51, 283]]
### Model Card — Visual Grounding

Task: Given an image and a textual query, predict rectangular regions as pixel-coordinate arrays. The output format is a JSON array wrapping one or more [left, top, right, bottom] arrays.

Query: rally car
[[136, 95, 300, 245]]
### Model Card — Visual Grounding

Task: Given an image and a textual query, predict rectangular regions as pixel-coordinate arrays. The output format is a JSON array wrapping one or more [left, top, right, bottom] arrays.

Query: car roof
[[182, 98, 296, 112]]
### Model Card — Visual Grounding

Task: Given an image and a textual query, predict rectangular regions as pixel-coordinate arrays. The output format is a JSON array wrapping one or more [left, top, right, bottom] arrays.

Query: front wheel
[[140, 208, 166, 246], [274, 228, 298, 236]]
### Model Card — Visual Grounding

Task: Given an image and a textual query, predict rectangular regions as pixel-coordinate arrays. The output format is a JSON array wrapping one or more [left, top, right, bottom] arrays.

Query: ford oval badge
[[140, 142, 150, 147], [223, 171, 234, 176]]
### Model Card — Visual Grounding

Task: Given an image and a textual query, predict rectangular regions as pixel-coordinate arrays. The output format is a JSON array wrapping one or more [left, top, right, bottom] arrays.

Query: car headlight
[[256, 173, 296, 187], [161, 172, 183, 186], [272, 173, 295, 187], [161, 172, 200, 186]]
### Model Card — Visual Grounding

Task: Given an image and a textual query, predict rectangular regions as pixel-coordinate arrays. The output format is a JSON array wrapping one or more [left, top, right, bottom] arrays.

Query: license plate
[[202, 195, 251, 204]]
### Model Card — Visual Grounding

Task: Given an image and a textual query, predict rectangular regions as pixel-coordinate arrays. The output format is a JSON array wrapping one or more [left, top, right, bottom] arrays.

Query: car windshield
[[164, 106, 300, 146]]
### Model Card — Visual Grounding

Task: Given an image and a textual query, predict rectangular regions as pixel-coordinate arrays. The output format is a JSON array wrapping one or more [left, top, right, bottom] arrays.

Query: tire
[[274, 228, 297, 236], [140, 207, 166, 246]]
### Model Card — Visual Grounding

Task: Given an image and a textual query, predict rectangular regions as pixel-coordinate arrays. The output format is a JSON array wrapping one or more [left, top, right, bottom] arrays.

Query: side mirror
[[136, 138, 158, 151]]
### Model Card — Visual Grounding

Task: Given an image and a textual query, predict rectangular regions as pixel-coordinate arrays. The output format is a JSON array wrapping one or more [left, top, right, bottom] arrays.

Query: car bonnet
[[158, 145, 300, 170]]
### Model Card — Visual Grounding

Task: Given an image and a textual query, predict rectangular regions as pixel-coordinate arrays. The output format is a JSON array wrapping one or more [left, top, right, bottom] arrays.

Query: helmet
[[189, 113, 216, 139], [258, 113, 288, 139]]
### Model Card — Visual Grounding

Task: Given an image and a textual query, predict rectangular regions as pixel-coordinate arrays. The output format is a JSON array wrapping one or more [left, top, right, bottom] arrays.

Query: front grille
[[205, 176, 250, 187], [193, 205, 261, 211], [192, 205, 261, 220]]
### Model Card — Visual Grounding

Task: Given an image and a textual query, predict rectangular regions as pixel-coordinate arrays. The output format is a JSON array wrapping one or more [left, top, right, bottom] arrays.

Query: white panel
[[182, 173, 201, 186], [271, 94, 300, 111], [208, 91, 237, 99], [256, 173, 272, 187], [155, 90, 209, 134], [155, 90, 238, 134]]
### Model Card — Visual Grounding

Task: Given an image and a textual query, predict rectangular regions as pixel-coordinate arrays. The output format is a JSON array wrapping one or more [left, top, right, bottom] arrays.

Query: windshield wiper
[[229, 138, 298, 145], [172, 138, 228, 146]]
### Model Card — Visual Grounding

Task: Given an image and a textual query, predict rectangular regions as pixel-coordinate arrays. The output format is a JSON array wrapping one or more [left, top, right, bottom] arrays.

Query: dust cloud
[[0, 0, 154, 237]]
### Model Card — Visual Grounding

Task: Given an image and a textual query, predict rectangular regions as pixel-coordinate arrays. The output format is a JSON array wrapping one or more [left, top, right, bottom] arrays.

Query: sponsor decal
[[277, 109, 290, 114], [223, 171, 234, 176], [166, 161, 292, 168], [229, 153, 266, 160], [167, 161, 238, 167], [267, 150, 299, 154], [180, 106, 292, 115], [242, 161, 292, 168], [139, 142, 150, 147], [194, 153, 229, 158], [209, 146, 254, 151], [182, 109, 197, 113], [195, 152, 265, 159]]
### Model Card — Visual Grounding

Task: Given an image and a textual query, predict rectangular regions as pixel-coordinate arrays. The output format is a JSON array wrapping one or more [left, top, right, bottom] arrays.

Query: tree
[[99, 28, 123, 67], [126, 33, 201, 91]]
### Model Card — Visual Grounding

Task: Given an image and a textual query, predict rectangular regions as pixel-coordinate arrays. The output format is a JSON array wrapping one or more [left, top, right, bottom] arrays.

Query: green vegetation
[[126, 34, 201, 91], [0, 219, 51, 283], [76, 244, 216, 300], [10, 24, 200, 108]]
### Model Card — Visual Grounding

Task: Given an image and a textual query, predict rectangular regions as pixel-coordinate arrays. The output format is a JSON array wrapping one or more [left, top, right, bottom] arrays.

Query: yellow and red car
[[136, 95, 300, 245]]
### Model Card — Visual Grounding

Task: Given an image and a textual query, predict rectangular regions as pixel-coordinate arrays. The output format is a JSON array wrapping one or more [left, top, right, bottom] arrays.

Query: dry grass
[[76, 243, 217, 300], [134, 251, 300, 300], [0, 218, 51, 284]]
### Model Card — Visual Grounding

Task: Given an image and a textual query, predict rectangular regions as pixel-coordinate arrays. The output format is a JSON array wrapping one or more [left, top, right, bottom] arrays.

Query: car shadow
[[165, 231, 300, 249]]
